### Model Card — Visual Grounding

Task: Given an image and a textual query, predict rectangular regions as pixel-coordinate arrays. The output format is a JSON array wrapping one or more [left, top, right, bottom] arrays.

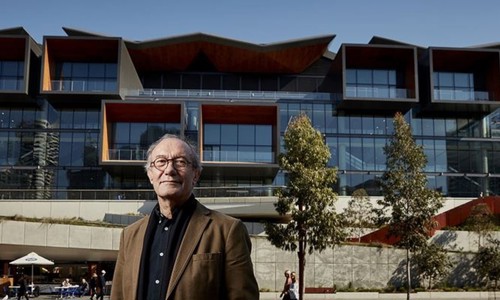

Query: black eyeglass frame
[[149, 156, 192, 171]]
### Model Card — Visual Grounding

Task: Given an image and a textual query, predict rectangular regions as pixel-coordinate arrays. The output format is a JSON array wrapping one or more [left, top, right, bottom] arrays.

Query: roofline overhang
[[63, 27, 335, 53]]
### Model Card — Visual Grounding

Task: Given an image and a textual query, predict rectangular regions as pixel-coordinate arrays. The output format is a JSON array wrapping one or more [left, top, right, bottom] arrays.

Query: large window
[[0, 60, 24, 90], [53, 62, 117, 92], [346, 69, 405, 98], [110, 122, 180, 160], [203, 124, 273, 163], [433, 72, 488, 101]]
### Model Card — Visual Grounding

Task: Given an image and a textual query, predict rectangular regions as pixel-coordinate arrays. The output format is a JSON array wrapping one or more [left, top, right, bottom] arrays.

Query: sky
[[1, 0, 500, 53]]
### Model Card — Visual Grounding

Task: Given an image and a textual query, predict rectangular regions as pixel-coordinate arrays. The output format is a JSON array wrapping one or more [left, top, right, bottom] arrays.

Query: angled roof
[[63, 27, 335, 73], [369, 35, 424, 49], [469, 41, 500, 50], [0, 26, 31, 36]]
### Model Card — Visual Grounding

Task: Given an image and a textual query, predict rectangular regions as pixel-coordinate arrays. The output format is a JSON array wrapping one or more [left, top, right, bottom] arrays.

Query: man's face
[[147, 138, 200, 204]]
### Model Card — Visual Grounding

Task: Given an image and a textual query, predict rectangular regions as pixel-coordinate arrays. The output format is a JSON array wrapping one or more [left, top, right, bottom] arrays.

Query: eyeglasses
[[150, 157, 191, 171]]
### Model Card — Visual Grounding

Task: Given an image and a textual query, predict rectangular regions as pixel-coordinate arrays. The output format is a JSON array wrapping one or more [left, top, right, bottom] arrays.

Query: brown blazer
[[111, 200, 259, 300]]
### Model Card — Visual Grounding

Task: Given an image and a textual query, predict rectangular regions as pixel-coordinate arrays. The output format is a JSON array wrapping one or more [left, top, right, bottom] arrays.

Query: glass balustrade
[[433, 89, 490, 101], [0, 186, 282, 200], [345, 86, 409, 99], [51, 79, 117, 92], [203, 150, 275, 163], [129, 88, 332, 101], [108, 148, 147, 161], [0, 78, 24, 90]]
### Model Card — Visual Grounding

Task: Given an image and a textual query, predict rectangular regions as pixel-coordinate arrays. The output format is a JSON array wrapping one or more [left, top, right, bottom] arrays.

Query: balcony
[[0, 186, 282, 200], [108, 148, 147, 161], [433, 89, 490, 101], [203, 150, 275, 164], [346, 86, 409, 99], [424, 48, 500, 115], [127, 88, 332, 102], [0, 78, 24, 91], [51, 79, 117, 92]]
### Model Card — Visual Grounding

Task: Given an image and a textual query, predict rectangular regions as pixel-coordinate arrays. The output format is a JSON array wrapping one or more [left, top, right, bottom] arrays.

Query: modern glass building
[[1, 27, 500, 204], [2, 26, 500, 287]]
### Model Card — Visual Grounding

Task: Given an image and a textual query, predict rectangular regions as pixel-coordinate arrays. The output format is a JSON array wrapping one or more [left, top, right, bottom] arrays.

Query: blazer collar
[[166, 201, 211, 298], [131, 216, 150, 300]]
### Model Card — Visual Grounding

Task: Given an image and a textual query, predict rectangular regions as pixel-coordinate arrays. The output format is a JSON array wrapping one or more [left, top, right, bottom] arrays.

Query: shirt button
[[158, 220, 162, 224], [164, 227, 169, 231], [159, 252, 164, 256], [155, 280, 160, 284]]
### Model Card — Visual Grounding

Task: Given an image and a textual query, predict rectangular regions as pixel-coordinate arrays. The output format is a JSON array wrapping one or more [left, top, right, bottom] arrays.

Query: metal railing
[[108, 148, 147, 161], [0, 78, 24, 90], [107, 149, 275, 163], [126, 89, 333, 101], [433, 89, 490, 101], [345, 86, 410, 99], [50, 79, 117, 92], [203, 150, 275, 163], [0, 186, 283, 200]]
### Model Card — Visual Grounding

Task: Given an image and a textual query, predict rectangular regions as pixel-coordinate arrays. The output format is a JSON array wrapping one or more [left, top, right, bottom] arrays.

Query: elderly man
[[111, 134, 259, 300]]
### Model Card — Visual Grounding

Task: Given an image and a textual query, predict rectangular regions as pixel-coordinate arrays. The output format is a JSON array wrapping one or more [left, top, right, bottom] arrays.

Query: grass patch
[[0, 215, 126, 228]]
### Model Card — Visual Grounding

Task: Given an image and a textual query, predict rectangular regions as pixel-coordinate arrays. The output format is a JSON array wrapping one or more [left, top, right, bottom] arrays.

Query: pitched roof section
[[63, 27, 335, 73], [369, 35, 424, 49], [0, 26, 31, 36]]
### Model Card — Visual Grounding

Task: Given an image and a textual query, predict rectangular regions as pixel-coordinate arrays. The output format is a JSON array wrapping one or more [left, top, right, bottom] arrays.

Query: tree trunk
[[406, 248, 411, 300], [298, 246, 305, 300], [298, 220, 306, 300], [298, 199, 306, 300]]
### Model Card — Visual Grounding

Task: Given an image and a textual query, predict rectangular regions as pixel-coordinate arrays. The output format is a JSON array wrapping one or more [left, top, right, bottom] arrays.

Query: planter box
[[305, 287, 336, 293]]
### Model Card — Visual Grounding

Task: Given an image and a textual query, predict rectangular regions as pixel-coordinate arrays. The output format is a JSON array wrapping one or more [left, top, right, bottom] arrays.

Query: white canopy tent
[[9, 252, 54, 285]]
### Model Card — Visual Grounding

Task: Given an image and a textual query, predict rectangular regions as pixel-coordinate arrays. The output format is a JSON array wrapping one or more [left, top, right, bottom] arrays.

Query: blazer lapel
[[166, 203, 210, 298], [130, 216, 149, 300]]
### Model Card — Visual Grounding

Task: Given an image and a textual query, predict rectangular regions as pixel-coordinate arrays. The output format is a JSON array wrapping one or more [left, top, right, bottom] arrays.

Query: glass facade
[[109, 122, 181, 160], [277, 101, 500, 197], [203, 124, 273, 163], [0, 60, 24, 91], [433, 72, 489, 101], [346, 69, 407, 99], [2, 98, 499, 198], [1, 33, 500, 201], [52, 62, 117, 92]]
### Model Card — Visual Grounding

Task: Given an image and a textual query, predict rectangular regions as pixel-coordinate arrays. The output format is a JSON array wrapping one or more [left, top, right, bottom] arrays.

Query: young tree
[[376, 112, 443, 299], [413, 243, 451, 290], [343, 188, 375, 242], [265, 114, 345, 300], [463, 203, 496, 248], [475, 238, 500, 290]]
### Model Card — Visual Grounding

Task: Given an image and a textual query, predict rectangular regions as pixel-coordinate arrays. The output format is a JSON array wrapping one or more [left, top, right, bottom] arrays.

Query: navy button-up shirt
[[139, 196, 196, 300]]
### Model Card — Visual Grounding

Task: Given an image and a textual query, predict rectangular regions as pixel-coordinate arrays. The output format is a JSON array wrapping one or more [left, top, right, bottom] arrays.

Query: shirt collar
[[152, 194, 196, 220]]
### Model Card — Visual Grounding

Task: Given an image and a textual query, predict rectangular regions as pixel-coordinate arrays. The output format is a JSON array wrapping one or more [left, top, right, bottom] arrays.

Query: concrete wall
[[0, 220, 122, 251], [2, 219, 496, 291], [0, 197, 490, 291], [0, 197, 477, 222]]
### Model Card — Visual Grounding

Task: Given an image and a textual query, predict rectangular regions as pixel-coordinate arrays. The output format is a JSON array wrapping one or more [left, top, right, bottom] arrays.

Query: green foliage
[[462, 203, 496, 247], [413, 243, 451, 289], [264, 114, 344, 300], [376, 112, 443, 251], [0, 215, 124, 228], [375, 112, 444, 298], [343, 188, 375, 242], [475, 238, 500, 289], [265, 114, 345, 253]]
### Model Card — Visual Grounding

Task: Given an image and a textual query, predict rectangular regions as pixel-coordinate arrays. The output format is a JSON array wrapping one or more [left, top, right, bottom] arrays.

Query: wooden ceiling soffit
[[105, 102, 181, 123], [60, 28, 335, 73], [126, 36, 334, 73]]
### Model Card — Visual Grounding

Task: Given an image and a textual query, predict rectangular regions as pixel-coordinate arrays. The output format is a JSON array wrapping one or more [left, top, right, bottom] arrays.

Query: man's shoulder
[[123, 215, 149, 232], [195, 201, 240, 225]]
